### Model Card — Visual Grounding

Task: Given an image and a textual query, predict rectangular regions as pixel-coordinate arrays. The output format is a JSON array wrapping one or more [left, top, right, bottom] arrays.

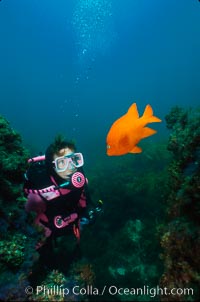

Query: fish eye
[[107, 145, 111, 149]]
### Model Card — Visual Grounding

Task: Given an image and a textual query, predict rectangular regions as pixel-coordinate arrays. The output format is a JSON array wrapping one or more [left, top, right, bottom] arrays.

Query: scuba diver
[[24, 135, 102, 265]]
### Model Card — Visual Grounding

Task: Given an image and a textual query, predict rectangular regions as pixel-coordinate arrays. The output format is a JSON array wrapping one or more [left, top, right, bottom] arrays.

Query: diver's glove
[[88, 199, 104, 224], [80, 200, 104, 227], [88, 199, 103, 221]]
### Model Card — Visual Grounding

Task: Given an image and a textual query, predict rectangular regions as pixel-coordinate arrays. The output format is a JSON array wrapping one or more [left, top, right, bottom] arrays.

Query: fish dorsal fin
[[127, 103, 139, 119], [129, 146, 142, 153], [141, 127, 157, 139]]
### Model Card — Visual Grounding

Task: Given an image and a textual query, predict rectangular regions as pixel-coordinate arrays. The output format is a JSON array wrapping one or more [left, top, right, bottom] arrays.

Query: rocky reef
[[0, 105, 199, 301], [159, 106, 200, 301], [0, 116, 38, 301]]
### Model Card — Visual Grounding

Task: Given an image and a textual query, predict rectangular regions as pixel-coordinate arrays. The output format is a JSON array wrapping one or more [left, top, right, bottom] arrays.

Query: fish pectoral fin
[[142, 127, 157, 139], [129, 146, 142, 153]]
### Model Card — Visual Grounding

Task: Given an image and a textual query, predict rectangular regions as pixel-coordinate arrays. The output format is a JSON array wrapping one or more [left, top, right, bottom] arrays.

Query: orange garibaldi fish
[[106, 103, 162, 156]]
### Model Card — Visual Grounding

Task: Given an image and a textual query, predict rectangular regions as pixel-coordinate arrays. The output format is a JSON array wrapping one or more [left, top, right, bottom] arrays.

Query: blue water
[[0, 0, 200, 159]]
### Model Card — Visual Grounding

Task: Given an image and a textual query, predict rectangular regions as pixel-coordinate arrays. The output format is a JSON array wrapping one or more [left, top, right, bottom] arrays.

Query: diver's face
[[53, 147, 77, 180]]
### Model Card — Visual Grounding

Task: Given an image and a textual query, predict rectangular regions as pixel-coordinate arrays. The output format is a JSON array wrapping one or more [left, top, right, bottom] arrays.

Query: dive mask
[[53, 152, 84, 173]]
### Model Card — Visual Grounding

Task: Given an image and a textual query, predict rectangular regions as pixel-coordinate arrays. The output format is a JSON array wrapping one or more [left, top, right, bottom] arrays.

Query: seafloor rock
[[0, 116, 39, 301], [160, 106, 200, 301]]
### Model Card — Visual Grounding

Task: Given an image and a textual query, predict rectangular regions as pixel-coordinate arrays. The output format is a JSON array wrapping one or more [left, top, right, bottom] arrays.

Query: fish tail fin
[[141, 127, 157, 139], [142, 104, 162, 123]]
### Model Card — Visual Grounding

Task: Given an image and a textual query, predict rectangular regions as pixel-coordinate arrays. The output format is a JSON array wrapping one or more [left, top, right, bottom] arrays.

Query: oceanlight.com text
[[25, 284, 194, 299], [107, 285, 194, 298]]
